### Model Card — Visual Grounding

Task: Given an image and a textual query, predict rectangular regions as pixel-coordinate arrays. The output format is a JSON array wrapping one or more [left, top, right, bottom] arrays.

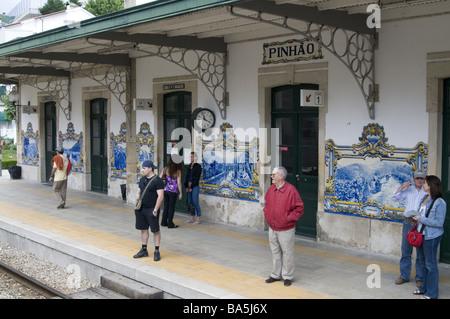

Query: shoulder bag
[[135, 175, 156, 211], [406, 198, 436, 247]]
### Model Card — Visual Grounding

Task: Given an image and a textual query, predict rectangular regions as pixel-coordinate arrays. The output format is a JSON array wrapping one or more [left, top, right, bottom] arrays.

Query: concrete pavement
[[0, 169, 449, 299]]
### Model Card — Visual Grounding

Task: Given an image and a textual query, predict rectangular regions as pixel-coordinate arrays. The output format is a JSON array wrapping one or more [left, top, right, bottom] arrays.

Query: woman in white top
[[412, 175, 447, 299]]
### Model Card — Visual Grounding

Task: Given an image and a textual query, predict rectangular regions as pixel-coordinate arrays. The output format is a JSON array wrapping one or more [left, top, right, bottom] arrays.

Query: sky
[[1, 0, 22, 15]]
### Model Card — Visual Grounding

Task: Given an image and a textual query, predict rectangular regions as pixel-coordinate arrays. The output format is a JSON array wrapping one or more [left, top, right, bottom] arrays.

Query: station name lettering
[[263, 38, 323, 65]]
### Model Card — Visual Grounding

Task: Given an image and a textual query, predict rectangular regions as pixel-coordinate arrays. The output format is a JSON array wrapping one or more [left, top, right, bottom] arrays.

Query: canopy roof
[[0, 0, 447, 120], [0, 0, 447, 81]]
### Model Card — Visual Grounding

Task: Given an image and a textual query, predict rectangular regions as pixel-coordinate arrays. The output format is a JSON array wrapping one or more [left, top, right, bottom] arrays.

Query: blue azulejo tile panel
[[136, 122, 154, 183], [200, 123, 259, 202], [325, 123, 428, 222], [21, 122, 39, 166], [59, 122, 83, 173], [110, 122, 127, 179]]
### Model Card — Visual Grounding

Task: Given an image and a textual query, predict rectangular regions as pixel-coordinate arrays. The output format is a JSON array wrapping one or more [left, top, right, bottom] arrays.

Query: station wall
[[15, 13, 450, 256]]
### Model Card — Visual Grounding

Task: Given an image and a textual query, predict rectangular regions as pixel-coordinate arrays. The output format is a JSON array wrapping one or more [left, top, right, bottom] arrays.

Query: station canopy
[[0, 0, 448, 120]]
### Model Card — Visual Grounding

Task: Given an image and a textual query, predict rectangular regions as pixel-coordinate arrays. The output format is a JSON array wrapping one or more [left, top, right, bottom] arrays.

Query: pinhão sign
[[263, 38, 323, 65]]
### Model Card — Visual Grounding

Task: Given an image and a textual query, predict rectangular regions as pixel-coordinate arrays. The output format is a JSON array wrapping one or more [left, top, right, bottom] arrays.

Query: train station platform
[[1, 170, 450, 300]]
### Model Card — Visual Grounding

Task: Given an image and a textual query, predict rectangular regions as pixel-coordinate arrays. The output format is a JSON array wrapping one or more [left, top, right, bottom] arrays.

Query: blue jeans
[[417, 235, 442, 299], [400, 222, 423, 281], [187, 185, 201, 217]]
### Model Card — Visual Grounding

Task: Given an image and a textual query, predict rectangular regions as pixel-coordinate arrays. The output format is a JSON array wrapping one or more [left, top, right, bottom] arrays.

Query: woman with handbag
[[160, 155, 183, 228], [184, 152, 202, 224], [412, 175, 447, 299]]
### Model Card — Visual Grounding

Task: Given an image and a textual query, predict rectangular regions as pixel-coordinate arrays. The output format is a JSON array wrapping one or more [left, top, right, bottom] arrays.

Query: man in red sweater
[[264, 166, 304, 286]]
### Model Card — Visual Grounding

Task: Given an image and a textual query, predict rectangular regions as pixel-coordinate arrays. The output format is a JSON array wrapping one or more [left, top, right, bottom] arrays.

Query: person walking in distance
[[264, 166, 304, 287], [391, 168, 427, 286], [49, 146, 69, 209], [134, 160, 165, 261]]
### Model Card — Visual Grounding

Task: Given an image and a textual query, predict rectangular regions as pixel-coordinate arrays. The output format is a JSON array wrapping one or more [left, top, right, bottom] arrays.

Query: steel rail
[[0, 260, 72, 299]]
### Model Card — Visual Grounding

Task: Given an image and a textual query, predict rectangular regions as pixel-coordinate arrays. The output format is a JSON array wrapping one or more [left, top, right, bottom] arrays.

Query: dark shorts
[[135, 207, 160, 233]]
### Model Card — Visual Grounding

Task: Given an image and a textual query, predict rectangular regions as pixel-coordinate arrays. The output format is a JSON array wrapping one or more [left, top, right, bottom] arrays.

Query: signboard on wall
[[134, 98, 153, 111], [22, 105, 38, 114], [262, 38, 323, 65], [300, 89, 324, 107]]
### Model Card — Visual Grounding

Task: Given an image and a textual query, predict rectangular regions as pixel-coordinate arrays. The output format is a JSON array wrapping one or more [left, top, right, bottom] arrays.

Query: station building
[[1, 0, 449, 262]]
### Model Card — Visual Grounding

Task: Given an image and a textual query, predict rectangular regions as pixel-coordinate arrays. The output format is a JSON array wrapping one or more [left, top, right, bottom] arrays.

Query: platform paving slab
[[1, 171, 450, 299]]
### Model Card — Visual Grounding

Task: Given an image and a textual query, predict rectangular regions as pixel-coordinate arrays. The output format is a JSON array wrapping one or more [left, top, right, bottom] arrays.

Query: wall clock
[[192, 108, 215, 131]]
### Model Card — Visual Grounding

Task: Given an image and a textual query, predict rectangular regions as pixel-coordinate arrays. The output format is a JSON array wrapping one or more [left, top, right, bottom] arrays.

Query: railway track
[[0, 260, 71, 299]]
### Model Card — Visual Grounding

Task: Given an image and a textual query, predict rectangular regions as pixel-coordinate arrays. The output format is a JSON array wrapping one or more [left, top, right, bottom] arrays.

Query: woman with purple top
[[160, 155, 183, 228]]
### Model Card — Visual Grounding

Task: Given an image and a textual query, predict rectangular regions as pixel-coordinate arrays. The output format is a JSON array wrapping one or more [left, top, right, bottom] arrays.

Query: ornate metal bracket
[[69, 60, 131, 120], [228, 5, 376, 119], [121, 44, 227, 119], [7, 57, 131, 126], [19, 74, 71, 120]]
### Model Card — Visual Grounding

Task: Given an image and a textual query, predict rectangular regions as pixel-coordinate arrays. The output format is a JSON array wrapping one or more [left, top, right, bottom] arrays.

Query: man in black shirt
[[134, 160, 165, 261]]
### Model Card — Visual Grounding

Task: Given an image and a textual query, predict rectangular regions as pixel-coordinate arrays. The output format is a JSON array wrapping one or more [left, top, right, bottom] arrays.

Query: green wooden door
[[45, 102, 56, 182], [163, 91, 192, 212], [90, 98, 108, 193], [272, 85, 319, 238], [441, 78, 450, 263]]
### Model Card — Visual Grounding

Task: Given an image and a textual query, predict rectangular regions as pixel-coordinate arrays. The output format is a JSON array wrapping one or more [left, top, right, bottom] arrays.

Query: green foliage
[[39, 0, 66, 15], [0, 15, 15, 25], [84, 0, 124, 16], [2, 138, 16, 151], [39, 0, 83, 15], [1, 94, 16, 121], [2, 159, 17, 170], [1, 140, 17, 169]]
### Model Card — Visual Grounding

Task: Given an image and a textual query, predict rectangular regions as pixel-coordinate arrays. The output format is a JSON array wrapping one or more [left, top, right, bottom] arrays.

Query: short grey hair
[[274, 166, 287, 179]]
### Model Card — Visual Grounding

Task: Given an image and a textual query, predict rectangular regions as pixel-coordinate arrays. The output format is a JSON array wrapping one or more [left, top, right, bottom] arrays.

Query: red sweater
[[264, 182, 304, 231]]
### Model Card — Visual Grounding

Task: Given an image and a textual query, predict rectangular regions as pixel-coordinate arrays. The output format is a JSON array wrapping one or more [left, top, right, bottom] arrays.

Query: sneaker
[[395, 277, 409, 285], [133, 248, 148, 258], [154, 250, 161, 262]]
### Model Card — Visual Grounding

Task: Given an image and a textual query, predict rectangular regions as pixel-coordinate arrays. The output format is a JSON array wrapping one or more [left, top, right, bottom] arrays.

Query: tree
[[1, 94, 16, 121], [40, 0, 83, 15], [1, 14, 15, 25], [84, 0, 124, 16]]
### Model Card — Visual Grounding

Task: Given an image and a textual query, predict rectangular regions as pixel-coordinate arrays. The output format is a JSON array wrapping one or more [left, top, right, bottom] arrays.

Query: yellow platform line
[[0, 201, 330, 299]]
